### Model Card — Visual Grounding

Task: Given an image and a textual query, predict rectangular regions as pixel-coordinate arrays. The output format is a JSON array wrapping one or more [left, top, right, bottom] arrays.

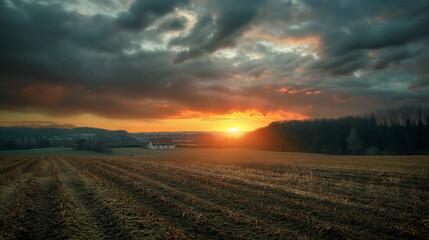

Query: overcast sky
[[0, 0, 428, 131]]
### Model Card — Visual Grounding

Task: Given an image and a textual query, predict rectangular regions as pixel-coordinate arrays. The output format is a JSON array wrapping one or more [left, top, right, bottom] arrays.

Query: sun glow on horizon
[[228, 127, 239, 132], [0, 109, 309, 133]]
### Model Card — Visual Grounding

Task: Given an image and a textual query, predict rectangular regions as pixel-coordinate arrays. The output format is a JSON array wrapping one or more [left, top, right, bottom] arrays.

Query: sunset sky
[[0, 0, 428, 132]]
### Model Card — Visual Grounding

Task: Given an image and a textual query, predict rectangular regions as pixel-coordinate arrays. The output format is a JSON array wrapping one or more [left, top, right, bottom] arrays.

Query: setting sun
[[228, 127, 239, 132]]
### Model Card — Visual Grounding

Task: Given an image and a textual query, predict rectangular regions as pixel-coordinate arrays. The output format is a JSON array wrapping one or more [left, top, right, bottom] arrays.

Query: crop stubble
[[0, 153, 428, 239]]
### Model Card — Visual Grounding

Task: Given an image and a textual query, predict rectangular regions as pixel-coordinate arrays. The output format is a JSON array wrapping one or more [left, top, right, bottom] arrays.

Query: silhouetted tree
[[347, 128, 362, 155]]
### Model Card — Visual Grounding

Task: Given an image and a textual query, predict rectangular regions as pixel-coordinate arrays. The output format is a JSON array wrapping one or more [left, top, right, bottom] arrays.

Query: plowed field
[[1, 150, 428, 239]]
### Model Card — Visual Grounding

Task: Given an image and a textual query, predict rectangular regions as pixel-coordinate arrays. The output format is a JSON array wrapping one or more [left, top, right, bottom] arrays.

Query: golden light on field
[[228, 127, 239, 132]]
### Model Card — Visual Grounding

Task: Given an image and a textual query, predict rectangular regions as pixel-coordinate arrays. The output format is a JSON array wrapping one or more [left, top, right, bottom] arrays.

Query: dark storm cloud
[[0, 1, 242, 118], [309, 51, 371, 76], [372, 47, 412, 70], [409, 75, 429, 91], [251, 0, 429, 78], [156, 17, 187, 33], [168, 14, 214, 50], [116, 0, 188, 31], [0, 0, 428, 122], [92, 0, 117, 9], [299, 0, 429, 76], [172, 0, 265, 63]]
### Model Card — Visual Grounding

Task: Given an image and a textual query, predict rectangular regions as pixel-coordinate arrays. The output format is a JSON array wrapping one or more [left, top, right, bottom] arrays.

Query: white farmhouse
[[147, 138, 175, 149]]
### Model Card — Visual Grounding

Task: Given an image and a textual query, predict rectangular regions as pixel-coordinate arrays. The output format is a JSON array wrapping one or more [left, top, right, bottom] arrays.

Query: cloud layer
[[1, 0, 428, 128]]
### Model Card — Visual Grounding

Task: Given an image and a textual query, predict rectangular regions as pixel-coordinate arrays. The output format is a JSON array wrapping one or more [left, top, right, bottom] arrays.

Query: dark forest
[[242, 106, 429, 155]]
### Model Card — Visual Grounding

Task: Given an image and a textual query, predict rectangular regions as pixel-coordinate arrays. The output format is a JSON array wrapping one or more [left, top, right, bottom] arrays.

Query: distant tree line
[[0, 136, 51, 150], [74, 138, 112, 155], [0, 127, 141, 151], [242, 106, 429, 155]]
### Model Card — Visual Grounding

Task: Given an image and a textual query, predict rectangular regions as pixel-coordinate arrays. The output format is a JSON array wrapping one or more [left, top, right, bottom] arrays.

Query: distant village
[[0, 127, 238, 153]]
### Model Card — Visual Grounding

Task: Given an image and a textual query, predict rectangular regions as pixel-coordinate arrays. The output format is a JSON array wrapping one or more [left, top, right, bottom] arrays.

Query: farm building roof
[[148, 138, 175, 145]]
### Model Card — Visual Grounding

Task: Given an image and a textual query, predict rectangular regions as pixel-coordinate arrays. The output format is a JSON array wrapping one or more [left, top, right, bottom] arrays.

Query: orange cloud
[[152, 103, 172, 108], [246, 30, 320, 48], [333, 94, 347, 103], [227, 73, 243, 81], [306, 90, 322, 95], [21, 83, 64, 105], [368, 51, 377, 57], [171, 109, 309, 131], [174, 109, 307, 120], [262, 33, 320, 46], [276, 87, 289, 93], [276, 87, 321, 95]]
